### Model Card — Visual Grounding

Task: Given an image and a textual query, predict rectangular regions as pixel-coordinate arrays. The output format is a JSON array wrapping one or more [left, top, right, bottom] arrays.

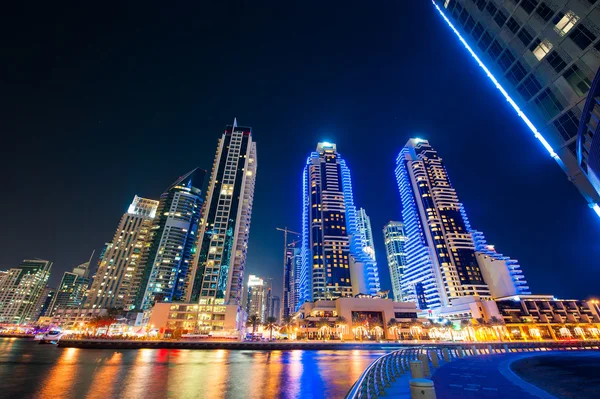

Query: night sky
[[2, 1, 599, 300]]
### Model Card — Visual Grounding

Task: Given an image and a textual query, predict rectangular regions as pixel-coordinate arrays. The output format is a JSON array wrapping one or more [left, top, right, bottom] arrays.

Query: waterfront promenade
[[345, 342, 600, 399]]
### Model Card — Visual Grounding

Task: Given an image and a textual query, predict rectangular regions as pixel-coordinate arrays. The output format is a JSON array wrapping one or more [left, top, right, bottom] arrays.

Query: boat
[[38, 330, 63, 345]]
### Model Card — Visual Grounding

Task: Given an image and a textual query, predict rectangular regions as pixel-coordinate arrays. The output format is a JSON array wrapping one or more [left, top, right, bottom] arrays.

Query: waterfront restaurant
[[292, 297, 420, 341]]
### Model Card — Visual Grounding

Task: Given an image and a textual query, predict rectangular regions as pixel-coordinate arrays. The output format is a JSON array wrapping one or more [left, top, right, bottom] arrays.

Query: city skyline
[[2, 1, 600, 302]]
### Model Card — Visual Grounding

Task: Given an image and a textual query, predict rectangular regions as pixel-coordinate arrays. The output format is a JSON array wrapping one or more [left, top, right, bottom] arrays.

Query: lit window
[[444, 0, 450, 8], [531, 39, 553, 61], [553, 11, 579, 37]]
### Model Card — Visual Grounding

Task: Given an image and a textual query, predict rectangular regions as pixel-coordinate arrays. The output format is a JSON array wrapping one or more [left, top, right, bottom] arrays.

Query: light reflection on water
[[0, 338, 384, 399]]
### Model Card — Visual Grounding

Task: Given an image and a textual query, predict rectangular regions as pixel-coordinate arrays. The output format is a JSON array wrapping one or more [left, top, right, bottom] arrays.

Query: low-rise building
[[147, 302, 244, 338], [50, 308, 107, 330], [293, 297, 420, 340]]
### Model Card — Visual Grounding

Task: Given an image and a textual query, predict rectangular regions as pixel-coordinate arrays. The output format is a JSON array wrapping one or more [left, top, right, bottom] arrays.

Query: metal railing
[[346, 341, 600, 399]]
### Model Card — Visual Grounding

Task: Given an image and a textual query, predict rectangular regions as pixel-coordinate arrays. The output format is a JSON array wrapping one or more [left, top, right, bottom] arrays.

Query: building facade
[[85, 195, 159, 310], [395, 139, 492, 312], [134, 169, 205, 310], [47, 261, 90, 316], [383, 221, 409, 302], [292, 297, 419, 340], [270, 295, 281, 322], [184, 120, 257, 332], [246, 275, 266, 320], [0, 259, 52, 324], [356, 208, 376, 262], [433, 0, 600, 216], [300, 142, 380, 305], [283, 246, 301, 318]]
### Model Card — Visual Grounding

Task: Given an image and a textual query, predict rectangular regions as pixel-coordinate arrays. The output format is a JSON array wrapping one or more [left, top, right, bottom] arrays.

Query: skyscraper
[[283, 245, 301, 318], [299, 142, 380, 305], [47, 260, 90, 316], [185, 120, 257, 330], [85, 195, 159, 310], [0, 259, 52, 324], [432, 0, 600, 217], [396, 139, 532, 314], [395, 139, 491, 311], [135, 168, 205, 310], [246, 275, 266, 320], [383, 221, 408, 302]]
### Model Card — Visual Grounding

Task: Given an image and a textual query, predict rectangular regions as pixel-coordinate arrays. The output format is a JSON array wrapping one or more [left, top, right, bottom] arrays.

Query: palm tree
[[475, 318, 489, 341], [387, 319, 398, 340], [264, 317, 278, 341], [247, 314, 261, 335], [335, 316, 348, 340], [461, 319, 473, 342], [488, 316, 505, 341], [281, 315, 294, 334], [409, 318, 422, 341], [317, 317, 330, 340]]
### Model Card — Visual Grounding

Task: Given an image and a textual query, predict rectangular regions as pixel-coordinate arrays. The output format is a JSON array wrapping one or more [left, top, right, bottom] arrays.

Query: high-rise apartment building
[[246, 275, 266, 320], [299, 142, 380, 305], [0, 259, 52, 324], [187, 120, 257, 319], [396, 139, 530, 314], [86, 196, 159, 310], [432, 0, 600, 217], [354, 207, 380, 294], [396, 139, 491, 311], [383, 221, 409, 302], [283, 246, 301, 318], [47, 261, 90, 316], [135, 169, 205, 310], [32, 286, 55, 320]]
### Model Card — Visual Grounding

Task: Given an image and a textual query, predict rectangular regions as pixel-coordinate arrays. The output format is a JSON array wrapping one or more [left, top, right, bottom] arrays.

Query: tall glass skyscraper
[[283, 246, 301, 317], [299, 142, 380, 305], [383, 221, 408, 302], [86, 195, 159, 310], [432, 0, 600, 217], [396, 139, 529, 312], [135, 168, 205, 310], [187, 120, 257, 314]]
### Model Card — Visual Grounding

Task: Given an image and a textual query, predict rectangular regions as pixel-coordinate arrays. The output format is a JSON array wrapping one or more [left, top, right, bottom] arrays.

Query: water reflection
[[0, 338, 385, 399]]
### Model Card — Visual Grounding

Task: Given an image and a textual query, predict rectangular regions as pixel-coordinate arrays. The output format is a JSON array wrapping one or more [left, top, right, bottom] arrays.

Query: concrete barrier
[[410, 360, 425, 379], [442, 348, 450, 362], [418, 353, 431, 376], [409, 378, 436, 399], [430, 350, 439, 367]]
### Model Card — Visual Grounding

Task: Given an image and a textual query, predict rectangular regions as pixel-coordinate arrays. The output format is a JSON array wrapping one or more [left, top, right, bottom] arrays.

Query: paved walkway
[[431, 353, 557, 399]]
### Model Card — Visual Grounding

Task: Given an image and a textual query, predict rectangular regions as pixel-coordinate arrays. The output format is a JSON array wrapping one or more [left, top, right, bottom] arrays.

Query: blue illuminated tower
[[396, 138, 530, 311], [395, 139, 490, 311], [299, 142, 379, 305], [432, 0, 600, 217]]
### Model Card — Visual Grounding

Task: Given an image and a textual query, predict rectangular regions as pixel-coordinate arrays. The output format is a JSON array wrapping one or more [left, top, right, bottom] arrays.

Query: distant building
[[246, 275, 266, 321], [283, 246, 301, 318], [31, 286, 55, 321], [134, 168, 206, 310], [0, 259, 52, 324], [85, 195, 159, 310], [185, 120, 258, 332], [270, 295, 281, 322], [300, 142, 380, 305], [383, 221, 408, 302], [47, 260, 91, 316], [432, 0, 600, 217]]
